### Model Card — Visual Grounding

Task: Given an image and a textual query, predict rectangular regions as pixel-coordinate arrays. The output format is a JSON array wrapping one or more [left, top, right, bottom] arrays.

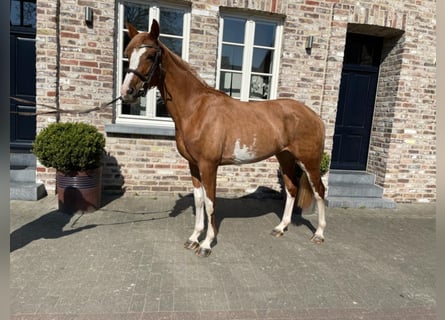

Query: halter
[[126, 44, 162, 97]]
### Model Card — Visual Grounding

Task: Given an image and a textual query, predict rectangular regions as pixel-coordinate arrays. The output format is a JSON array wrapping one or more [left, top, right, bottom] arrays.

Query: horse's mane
[[159, 41, 225, 95]]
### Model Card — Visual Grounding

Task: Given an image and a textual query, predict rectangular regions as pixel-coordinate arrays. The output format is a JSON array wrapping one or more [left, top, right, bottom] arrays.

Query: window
[[217, 15, 283, 101], [10, 0, 36, 29], [116, 1, 190, 126]]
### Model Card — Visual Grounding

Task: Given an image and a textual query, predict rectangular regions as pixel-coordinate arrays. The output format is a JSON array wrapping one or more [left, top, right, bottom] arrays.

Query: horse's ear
[[149, 19, 160, 40], [126, 22, 139, 39]]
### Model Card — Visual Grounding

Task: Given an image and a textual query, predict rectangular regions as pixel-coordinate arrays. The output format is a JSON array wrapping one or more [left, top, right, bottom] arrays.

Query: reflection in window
[[250, 75, 270, 99], [160, 9, 183, 36]]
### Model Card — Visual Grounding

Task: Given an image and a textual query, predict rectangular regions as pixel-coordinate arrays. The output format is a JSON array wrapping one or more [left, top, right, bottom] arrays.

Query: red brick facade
[[36, 0, 436, 202]]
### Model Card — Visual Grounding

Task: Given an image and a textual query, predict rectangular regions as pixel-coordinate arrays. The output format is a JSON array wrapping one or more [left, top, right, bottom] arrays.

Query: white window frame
[[116, 1, 191, 128], [216, 13, 283, 101]]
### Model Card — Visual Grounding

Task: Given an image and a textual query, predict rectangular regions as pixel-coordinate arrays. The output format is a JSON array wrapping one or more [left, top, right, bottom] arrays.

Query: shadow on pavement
[[170, 187, 316, 233], [10, 211, 97, 253]]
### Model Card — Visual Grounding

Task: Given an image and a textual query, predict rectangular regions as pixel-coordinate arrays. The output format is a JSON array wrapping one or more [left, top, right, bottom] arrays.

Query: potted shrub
[[32, 122, 106, 214], [320, 151, 331, 193]]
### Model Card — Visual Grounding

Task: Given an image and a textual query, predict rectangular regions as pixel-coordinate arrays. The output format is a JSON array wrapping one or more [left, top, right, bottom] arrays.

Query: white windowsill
[[105, 123, 175, 137]]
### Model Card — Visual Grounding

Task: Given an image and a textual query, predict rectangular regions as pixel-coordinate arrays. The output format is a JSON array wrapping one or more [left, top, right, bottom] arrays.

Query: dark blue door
[[10, 0, 37, 151], [331, 33, 382, 170]]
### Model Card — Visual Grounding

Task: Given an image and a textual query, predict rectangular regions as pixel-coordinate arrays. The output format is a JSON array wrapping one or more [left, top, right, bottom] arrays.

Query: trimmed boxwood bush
[[320, 152, 331, 176], [32, 122, 106, 173]]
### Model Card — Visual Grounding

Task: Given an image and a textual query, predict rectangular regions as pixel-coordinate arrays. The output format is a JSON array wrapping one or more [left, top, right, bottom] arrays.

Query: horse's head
[[120, 19, 162, 103]]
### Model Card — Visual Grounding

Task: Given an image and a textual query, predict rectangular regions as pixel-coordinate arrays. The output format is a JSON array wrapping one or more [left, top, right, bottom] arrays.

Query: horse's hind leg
[[271, 152, 298, 237], [302, 165, 326, 244]]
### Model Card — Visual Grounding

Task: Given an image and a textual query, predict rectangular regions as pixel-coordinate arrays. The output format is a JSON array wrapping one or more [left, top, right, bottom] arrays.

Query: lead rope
[[10, 95, 122, 116]]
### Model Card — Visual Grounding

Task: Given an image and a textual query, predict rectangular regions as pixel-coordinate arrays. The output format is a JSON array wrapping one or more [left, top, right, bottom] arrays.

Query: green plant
[[320, 152, 331, 176], [32, 122, 106, 172]]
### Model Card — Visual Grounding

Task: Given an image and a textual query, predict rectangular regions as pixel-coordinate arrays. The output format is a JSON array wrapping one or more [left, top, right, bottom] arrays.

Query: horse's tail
[[297, 171, 314, 208]]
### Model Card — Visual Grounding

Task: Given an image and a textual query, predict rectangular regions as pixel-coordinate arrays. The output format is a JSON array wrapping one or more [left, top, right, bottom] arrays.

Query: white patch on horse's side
[[121, 47, 147, 97], [233, 138, 257, 164]]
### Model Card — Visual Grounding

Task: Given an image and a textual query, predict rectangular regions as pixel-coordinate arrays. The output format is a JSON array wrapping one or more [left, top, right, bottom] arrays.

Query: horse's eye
[[146, 55, 155, 61]]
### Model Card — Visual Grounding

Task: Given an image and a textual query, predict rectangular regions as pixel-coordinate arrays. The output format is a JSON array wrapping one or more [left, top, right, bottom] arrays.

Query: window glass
[[250, 75, 270, 99], [124, 4, 149, 31], [221, 45, 243, 71], [223, 18, 246, 43], [344, 33, 383, 67], [160, 36, 182, 56], [219, 72, 242, 98], [160, 9, 183, 36], [252, 48, 273, 73], [254, 22, 275, 47], [23, 0, 36, 27], [10, 0, 21, 26]]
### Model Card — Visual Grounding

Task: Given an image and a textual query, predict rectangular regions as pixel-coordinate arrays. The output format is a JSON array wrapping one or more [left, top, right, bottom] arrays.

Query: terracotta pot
[[56, 167, 102, 214]]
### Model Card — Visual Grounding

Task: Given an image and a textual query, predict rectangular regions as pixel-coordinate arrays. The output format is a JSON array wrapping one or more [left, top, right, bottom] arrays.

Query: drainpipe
[[319, 2, 336, 120], [55, 0, 61, 122]]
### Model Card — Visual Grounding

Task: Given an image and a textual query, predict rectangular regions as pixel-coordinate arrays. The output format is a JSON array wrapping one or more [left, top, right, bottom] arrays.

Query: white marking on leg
[[274, 189, 295, 233], [233, 138, 257, 164], [200, 192, 215, 250], [188, 187, 204, 243], [314, 192, 326, 239], [121, 47, 147, 97], [296, 161, 326, 241]]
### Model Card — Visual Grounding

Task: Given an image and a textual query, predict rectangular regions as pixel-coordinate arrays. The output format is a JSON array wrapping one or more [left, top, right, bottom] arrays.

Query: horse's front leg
[[195, 162, 218, 258], [184, 163, 204, 250]]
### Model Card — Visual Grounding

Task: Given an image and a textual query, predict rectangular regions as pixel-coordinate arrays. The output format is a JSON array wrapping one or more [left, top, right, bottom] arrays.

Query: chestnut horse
[[120, 20, 326, 257]]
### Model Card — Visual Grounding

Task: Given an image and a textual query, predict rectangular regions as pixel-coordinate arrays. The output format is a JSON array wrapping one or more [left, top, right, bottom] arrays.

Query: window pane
[[219, 72, 242, 98], [10, 0, 36, 28], [123, 32, 131, 55], [121, 100, 146, 115], [155, 90, 170, 117], [254, 22, 276, 47], [223, 18, 246, 43], [252, 48, 273, 73], [221, 44, 243, 71], [160, 36, 182, 56], [23, 0, 36, 28], [124, 4, 149, 31], [250, 75, 270, 99], [160, 9, 183, 36], [122, 60, 129, 81], [10, 0, 21, 26]]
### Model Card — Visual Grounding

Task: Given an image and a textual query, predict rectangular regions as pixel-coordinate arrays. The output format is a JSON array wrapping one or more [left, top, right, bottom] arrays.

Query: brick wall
[[36, 0, 436, 202]]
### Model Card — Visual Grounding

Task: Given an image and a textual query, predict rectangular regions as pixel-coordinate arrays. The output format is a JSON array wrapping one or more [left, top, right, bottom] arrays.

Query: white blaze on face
[[120, 47, 147, 97], [233, 138, 257, 164]]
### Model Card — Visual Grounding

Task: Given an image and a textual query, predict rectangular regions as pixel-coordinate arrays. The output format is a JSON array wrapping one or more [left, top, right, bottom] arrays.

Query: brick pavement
[[10, 194, 436, 319]]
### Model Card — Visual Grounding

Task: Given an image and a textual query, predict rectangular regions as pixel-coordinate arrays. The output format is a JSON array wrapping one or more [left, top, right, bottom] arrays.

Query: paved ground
[[10, 193, 436, 319]]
